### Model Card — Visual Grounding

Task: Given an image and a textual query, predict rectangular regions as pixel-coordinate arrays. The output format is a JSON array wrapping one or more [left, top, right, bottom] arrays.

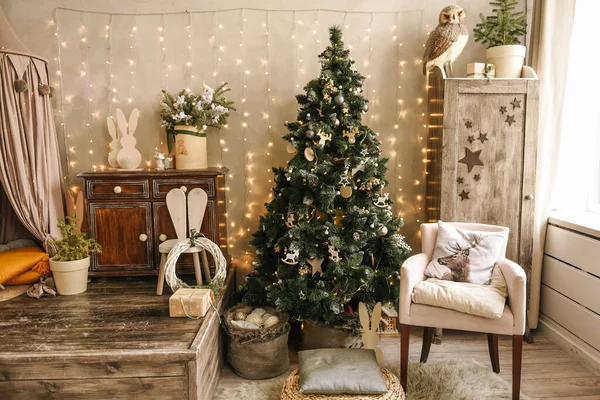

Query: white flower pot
[[50, 256, 90, 295], [486, 45, 526, 78], [174, 125, 207, 170]]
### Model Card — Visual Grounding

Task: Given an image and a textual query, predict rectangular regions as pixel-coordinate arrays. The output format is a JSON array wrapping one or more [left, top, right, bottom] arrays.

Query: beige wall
[[0, 0, 524, 272]]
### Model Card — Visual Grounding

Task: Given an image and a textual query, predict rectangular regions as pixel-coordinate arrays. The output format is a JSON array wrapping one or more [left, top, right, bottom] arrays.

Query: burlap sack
[[225, 304, 290, 380], [301, 319, 362, 350]]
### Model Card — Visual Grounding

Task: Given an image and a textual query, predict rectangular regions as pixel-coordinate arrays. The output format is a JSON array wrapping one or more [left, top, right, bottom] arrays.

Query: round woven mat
[[280, 368, 405, 400]]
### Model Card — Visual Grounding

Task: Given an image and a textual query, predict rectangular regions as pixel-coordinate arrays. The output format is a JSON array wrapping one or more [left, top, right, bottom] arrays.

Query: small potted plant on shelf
[[160, 83, 235, 170], [474, 0, 528, 78], [48, 213, 102, 295]]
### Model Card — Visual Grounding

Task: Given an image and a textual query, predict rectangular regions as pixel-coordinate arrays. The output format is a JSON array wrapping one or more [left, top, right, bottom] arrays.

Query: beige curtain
[[527, 0, 576, 329], [0, 52, 66, 252]]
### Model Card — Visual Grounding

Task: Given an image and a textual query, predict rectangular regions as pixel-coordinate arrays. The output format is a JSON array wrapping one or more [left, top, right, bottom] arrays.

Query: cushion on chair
[[412, 265, 507, 319], [425, 221, 507, 284], [298, 348, 387, 395]]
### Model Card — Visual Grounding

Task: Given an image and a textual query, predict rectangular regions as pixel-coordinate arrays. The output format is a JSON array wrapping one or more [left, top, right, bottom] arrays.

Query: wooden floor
[[219, 329, 600, 399]]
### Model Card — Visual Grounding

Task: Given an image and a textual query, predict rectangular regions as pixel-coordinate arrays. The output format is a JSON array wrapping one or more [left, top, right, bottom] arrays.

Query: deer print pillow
[[425, 221, 508, 284]]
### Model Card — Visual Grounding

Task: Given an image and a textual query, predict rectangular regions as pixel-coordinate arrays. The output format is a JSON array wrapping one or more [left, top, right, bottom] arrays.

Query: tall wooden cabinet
[[425, 66, 539, 269], [78, 168, 229, 277]]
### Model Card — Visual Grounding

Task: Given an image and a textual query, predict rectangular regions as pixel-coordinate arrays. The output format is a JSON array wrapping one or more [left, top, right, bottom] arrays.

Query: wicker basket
[[280, 368, 405, 400]]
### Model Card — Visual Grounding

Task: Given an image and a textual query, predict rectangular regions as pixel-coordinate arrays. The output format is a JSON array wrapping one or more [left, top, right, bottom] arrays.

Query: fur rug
[[215, 359, 528, 399]]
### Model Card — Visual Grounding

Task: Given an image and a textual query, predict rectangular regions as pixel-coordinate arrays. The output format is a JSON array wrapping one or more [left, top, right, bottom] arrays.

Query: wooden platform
[[0, 271, 234, 400]]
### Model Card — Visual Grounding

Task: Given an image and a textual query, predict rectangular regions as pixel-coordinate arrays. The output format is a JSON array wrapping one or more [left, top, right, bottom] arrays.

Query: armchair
[[399, 222, 526, 400]]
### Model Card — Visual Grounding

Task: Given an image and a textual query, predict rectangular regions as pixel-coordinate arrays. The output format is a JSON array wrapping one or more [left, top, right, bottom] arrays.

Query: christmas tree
[[243, 26, 411, 325], [473, 0, 527, 48]]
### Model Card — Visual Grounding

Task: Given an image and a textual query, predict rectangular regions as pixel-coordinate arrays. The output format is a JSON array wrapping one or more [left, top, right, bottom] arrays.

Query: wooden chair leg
[[420, 327, 434, 363], [192, 253, 203, 286], [513, 334, 523, 400], [201, 250, 211, 283], [487, 333, 500, 373], [156, 253, 167, 295], [400, 323, 410, 393]]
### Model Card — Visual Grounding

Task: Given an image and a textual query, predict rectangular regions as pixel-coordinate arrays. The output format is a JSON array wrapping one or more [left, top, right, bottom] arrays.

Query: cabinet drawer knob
[[525, 194, 534, 200], [139, 234, 148, 242], [180, 186, 187, 193], [159, 234, 167, 242], [113, 186, 122, 194]]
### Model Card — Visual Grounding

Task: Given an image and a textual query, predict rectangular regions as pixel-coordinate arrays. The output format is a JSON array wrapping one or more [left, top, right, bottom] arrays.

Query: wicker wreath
[[164, 230, 227, 292], [281, 369, 404, 400]]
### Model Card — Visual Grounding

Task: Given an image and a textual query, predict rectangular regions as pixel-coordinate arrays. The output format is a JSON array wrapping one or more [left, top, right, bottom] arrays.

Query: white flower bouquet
[[160, 83, 235, 153]]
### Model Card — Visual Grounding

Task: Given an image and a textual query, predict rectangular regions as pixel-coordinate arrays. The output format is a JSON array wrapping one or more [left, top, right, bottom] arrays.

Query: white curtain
[[527, 0, 576, 329]]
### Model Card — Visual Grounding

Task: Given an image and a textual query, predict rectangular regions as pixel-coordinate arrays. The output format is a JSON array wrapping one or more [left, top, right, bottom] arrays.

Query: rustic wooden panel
[[542, 255, 600, 314], [450, 93, 525, 262], [540, 285, 600, 351], [87, 179, 149, 200], [153, 178, 215, 198], [0, 360, 186, 380], [0, 376, 188, 399], [425, 67, 445, 223], [89, 202, 153, 271], [545, 224, 600, 277], [457, 79, 528, 94]]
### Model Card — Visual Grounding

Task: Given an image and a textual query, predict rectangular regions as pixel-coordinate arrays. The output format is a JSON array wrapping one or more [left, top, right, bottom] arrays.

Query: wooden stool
[[156, 188, 212, 295], [280, 369, 404, 400]]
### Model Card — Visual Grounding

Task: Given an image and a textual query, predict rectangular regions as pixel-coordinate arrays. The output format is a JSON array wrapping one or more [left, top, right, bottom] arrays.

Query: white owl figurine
[[422, 5, 468, 77], [116, 108, 142, 170]]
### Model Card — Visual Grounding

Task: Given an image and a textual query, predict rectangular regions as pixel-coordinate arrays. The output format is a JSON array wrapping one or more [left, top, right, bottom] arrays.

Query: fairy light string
[[54, 9, 72, 192]]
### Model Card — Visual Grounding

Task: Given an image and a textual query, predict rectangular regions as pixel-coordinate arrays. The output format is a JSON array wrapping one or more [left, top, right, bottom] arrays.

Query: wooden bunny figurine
[[359, 302, 383, 365], [116, 108, 142, 170], [106, 117, 121, 168]]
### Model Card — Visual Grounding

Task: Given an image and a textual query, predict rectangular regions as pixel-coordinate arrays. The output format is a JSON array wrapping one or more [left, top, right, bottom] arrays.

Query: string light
[[265, 10, 274, 199], [129, 15, 137, 109], [240, 9, 250, 241], [80, 12, 94, 169]]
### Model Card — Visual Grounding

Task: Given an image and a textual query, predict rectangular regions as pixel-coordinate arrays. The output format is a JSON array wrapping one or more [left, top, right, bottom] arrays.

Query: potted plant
[[160, 83, 235, 170], [48, 214, 102, 295], [474, 0, 528, 78]]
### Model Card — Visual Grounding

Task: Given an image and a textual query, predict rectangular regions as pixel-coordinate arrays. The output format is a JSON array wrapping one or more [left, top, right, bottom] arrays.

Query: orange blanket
[[0, 247, 50, 286]]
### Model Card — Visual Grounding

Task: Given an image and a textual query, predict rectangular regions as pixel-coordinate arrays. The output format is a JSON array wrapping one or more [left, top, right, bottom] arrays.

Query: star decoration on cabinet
[[474, 174, 481, 182], [465, 120, 473, 129], [458, 147, 484, 173], [459, 190, 470, 201], [510, 97, 522, 109], [467, 135, 475, 144], [456, 177, 464, 184], [477, 132, 489, 143], [499, 106, 507, 114], [505, 115, 516, 126]]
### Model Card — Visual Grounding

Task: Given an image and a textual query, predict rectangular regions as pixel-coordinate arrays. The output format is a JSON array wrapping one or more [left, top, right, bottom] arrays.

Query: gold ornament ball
[[234, 311, 247, 321]]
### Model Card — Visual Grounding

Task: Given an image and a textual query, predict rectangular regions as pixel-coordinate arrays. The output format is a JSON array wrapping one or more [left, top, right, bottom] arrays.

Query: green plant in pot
[[474, 0, 527, 78], [48, 213, 102, 295], [160, 83, 235, 170]]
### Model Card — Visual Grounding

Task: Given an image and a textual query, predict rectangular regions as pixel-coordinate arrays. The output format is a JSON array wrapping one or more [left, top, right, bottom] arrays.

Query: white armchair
[[399, 222, 526, 400]]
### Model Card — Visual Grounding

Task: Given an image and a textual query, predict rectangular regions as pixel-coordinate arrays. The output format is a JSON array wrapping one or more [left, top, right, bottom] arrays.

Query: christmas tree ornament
[[305, 129, 315, 139], [362, 103, 369, 112], [334, 119, 340, 127], [307, 258, 324, 276], [281, 247, 300, 265], [340, 185, 353, 198], [317, 131, 332, 147], [334, 94, 345, 106], [374, 193, 390, 208], [304, 147, 315, 161], [286, 142, 296, 154], [306, 113, 311, 119], [298, 264, 310, 276], [343, 129, 357, 144], [379, 226, 389, 236], [328, 244, 341, 263], [285, 213, 295, 228]]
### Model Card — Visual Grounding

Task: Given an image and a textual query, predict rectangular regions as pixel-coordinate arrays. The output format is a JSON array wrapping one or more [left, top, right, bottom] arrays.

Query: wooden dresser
[[77, 168, 228, 277], [425, 66, 539, 269]]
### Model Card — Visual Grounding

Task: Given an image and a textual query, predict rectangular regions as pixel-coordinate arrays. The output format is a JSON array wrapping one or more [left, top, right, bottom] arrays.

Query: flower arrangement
[[160, 83, 235, 153]]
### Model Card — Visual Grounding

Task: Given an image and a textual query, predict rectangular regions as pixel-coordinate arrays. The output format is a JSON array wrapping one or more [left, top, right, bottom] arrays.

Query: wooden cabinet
[[425, 66, 539, 268], [78, 168, 229, 277]]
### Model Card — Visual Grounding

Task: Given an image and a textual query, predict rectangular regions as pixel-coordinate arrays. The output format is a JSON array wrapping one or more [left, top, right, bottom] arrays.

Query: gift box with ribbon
[[169, 288, 215, 318]]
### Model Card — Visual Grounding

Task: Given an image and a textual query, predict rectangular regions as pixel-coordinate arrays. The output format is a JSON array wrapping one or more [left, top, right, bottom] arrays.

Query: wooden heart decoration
[[286, 142, 296, 154]]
